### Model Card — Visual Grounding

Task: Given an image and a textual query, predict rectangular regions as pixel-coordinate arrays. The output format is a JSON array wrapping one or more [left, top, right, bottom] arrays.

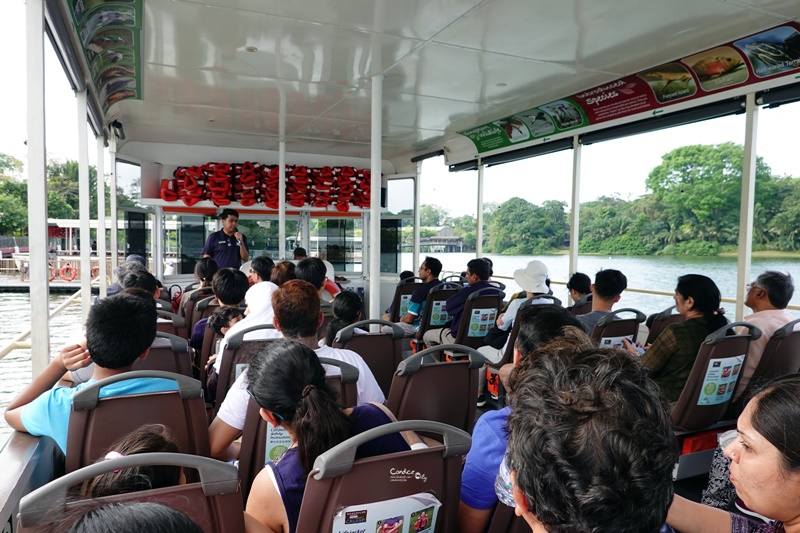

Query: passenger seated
[[667, 374, 800, 533], [269, 261, 296, 286], [384, 257, 442, 336], [506, 329, 677, 532], [622, 274, 728, 402], [248, 255, 275, 284], [423, 258, 501, 346], [209, 280, 384, 461], [101, 254, 148, 301], [323, 290, 365, 346], [207, 307, 244, 338], [53, 502, 204, 533], [576, 268, 627, 333], [459, 307, 583, 533], [181, 257, 218, 311], [4, 292, 177, 454], [565, 271, 592, 310], [79, 424, 183, 498], [295, 257, 334, 316], [245, 340, 416, 533], [189, 267, 249, 352], [292, 247, 307, 260]]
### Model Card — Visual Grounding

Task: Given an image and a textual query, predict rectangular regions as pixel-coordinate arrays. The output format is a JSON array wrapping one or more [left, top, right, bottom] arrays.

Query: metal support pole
[[476, 160, 484, 258], [368, 74, 382, 327], [413, 161, 421, 271], [27, 0, 50, 376], [301, 212, 310, 254], [77, 90, 91, 323], [568, 135, 582, 301], [736, 93, 758, 321], [109, 137, 119, 273], [96, 137, 107, 296], [153, 206, 164, 279], [279, 140, 286, 260]]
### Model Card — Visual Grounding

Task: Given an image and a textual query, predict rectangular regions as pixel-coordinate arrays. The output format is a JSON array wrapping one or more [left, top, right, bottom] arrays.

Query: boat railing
[[0, 283, 89, 362], [443, 271, 800, 312]]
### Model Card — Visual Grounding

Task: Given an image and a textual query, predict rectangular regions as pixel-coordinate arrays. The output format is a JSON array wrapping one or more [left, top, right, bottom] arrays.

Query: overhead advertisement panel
[[459, 22, 800, 154], [66, 0, 143, 113]]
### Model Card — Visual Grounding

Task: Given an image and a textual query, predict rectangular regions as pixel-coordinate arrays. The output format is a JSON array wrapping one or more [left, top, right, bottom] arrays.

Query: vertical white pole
[[77, 91, 91, 323], [279, 140, 286, 260], [27, 0, 50, 376], [301, 212, 310, 253], [476, 161, 484, 258], [413, 161, 421, 271], [153, 206, 164, 279], [96, 137, 107, 297], [368, 74, 382, 327], [109, 137, 119, 274], [569, 135, 582, 300], [737, 93, 758, 321]]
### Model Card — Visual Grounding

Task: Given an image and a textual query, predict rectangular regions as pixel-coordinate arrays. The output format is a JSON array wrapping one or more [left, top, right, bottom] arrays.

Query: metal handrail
[[0, 281, 95, 362]]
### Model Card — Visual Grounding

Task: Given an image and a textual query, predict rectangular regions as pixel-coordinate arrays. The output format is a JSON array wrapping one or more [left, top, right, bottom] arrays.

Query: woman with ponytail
[[323, 290, 365, 346], [245, 340, 413, 533], [625, 274, 729, 402]]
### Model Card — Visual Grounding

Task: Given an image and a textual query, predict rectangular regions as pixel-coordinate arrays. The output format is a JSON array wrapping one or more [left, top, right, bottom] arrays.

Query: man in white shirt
[[733, 271, 796, 401], [209, 279, 384, 460]]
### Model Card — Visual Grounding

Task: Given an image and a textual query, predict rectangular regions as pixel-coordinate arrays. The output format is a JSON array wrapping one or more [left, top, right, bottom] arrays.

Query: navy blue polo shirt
[[202, 229, 248, 269]]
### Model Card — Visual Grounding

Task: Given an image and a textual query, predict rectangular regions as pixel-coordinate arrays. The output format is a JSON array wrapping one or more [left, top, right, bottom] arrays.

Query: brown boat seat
[[410, 283, 462, 351], [18, 452, 244, 533], [591, 307, 646, 348], [180, 286, 214, 332], [156, 310, 187, 338], [213, 324, 279, 418], [65, 371, 210, 473], [387, 344, 485, 434], [194, 295, 221, 331], [237, 359, 358, 501], [333, 319, 404, 396], [132, 332, 193, 377], [295, 420, 471, 533], [443, 287, 504, 357], [645, 305, 685, 345], [671, 322, 760, 432], [388, 276, 424, 322], [568, 295, 593, 316]]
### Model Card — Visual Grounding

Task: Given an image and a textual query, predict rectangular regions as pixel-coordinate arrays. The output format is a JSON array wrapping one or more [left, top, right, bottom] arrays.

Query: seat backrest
[[213, 324, 278, 416], [487, 502, 534, 533], [591, 308, 647, 348], [18, 452, 244, 533], [744, 317, 800, 392], [441, 274, 467, 286], [645, 305, 686, 345], [568, 295, 593, 316], [452, 288, 505, 351], [387, 344, 485, 433], [237, 361, 357, 501], [333, 319, 405, 396], [181, 286, 214, 328], [156, 310, 187, 338], [388, 277, 424, 322], [198, 324, 220, 386], [489, 300, 562, 370], [295, 420, 471, 533], [488, 280, 506, 291], [133, 332, 193, 377], [413, 284, 461, 342], [671, 322, 761, 431], [194, 295, 221, 331], [65, 371, 210, 473]]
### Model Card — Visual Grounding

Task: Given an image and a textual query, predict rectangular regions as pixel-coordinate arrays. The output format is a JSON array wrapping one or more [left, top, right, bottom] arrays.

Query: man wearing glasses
[[385, 257, 443, 336], [734, 271, 796, 401]]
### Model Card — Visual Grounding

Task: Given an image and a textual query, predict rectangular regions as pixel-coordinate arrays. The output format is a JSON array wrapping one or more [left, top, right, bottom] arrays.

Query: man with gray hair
[[734, 270, 796, 401], [102, 254, 149, 299]]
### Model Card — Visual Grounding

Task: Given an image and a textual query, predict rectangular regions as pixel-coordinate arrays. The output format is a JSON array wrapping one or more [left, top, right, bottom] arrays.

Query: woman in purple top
[[245, 340, 413, 533], [667, 374, 800, 533]]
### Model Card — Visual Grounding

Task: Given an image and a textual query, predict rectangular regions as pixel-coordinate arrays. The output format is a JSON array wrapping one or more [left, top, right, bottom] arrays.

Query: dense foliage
[[0, 156, 138, 236]]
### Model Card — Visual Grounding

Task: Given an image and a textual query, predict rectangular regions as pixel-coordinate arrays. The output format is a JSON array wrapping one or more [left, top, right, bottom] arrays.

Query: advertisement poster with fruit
[[697, 355, 745, 406]]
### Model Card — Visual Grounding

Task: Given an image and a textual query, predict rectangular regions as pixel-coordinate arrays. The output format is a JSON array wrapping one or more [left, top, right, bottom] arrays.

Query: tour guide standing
[[203, 208, 249, 269]]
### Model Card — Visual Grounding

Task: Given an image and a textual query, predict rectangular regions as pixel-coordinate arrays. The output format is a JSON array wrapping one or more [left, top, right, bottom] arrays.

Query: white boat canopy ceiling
[[51, 0, 800, 172]]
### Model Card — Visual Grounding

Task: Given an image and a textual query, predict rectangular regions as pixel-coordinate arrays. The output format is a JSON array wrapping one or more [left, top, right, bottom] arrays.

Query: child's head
[[207, 306, 244, 336], [80, 424, 182, 498], [86, 292, 157, 369], [59, 502, 203, 533]]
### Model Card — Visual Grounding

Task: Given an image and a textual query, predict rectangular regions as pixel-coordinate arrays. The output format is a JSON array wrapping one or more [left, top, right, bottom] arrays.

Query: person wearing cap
[[202, 208, 249, 270], [476, 260, 552, 405]]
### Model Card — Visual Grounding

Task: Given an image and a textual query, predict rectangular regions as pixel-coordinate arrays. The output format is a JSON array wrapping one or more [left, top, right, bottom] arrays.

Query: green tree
[[0, 154, 23, 177], [419, 204, 450, 226], [0, 193, 28, 235], [486, 197, 568, 254]]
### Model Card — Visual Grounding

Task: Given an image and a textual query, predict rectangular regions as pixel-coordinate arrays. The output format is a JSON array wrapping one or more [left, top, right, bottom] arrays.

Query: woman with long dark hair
[[323, 290, 364, 346], [245, 340, 414, 533], [625, 274, 728, 402]]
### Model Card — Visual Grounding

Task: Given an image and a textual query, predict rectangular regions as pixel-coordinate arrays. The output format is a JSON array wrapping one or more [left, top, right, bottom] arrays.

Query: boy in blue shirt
[[4, 292, 176, 454]]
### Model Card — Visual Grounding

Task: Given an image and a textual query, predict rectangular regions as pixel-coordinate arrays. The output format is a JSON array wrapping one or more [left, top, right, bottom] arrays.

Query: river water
[[2, 253, 799, 445]]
